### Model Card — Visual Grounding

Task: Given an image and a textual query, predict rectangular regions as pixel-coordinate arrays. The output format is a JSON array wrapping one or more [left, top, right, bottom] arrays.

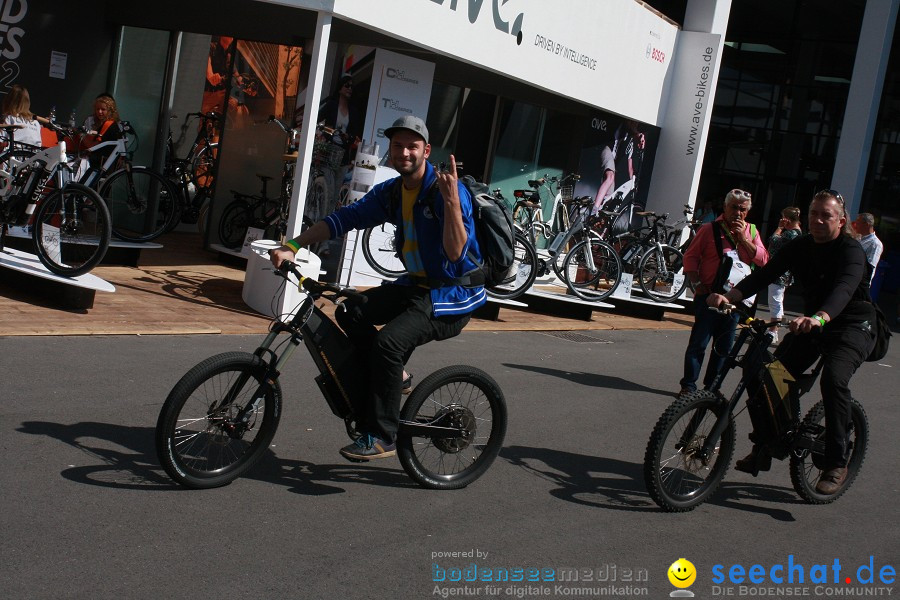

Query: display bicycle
[[155, 259, 508, 490], [0, 123, 111, 276], [643, 304, 869, 512]]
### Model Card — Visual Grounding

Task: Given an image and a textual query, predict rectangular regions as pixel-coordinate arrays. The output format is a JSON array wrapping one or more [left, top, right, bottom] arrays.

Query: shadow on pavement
[[502, 363, 674, 397], [501, 445, 802, 520], [16, 420, 413, 493]]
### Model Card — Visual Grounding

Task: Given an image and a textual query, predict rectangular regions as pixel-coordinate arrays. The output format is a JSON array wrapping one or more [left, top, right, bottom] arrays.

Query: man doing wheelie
[[707, 189, 876, 496]]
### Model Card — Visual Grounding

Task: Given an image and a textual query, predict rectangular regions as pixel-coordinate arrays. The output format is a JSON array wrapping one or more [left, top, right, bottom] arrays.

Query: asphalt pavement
[[1, 329, 897, 600]]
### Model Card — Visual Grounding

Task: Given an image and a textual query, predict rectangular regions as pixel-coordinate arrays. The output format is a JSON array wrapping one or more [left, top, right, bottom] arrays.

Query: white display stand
[[242, 240, 323, 320], [0, 247, 115, 309]]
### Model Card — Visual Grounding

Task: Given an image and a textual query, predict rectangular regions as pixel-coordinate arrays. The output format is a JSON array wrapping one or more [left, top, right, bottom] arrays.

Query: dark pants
[[335, 284, 470, 443], [769, 323, 875, 468], [680, 294, 740, 392]]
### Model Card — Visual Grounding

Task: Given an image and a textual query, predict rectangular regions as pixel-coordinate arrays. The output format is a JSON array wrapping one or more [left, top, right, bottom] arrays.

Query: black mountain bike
[[164, 112, 220, 232], [643, 305, 869, 512], [155, 261, 508, 490]]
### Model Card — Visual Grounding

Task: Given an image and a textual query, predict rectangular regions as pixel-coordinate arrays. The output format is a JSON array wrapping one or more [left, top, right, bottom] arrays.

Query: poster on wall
[[361, 48, 435, 159], [574, 112, 660, 233], [201, 36, 303, 249]]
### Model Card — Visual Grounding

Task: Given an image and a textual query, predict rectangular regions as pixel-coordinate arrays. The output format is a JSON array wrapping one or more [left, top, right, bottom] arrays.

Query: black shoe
[[734, 445, 771, 477]]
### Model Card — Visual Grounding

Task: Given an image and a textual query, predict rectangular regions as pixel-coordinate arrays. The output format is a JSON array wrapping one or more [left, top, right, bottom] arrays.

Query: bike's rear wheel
[[638, 244, 687, 302], [100, 166, 178, 242], [32, 182, 112, 277], [485, 232, 538, 300], [643, 391, 735, 512], [398, 365, 507, 490], [218, 200, 254, 248], [361, 223, 405, 278], [155, 352, 282, 489], [562, 238, 622, 302], [789, 399, 868, 504]]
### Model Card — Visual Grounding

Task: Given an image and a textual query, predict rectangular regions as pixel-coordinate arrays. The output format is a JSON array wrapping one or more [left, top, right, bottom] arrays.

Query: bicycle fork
[[221, 330, 303, 439], [678, 328, 751, 463]]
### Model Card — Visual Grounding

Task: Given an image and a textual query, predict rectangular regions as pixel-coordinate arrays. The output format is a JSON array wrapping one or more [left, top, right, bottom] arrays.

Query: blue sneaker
[[339, 433, 396, 462]]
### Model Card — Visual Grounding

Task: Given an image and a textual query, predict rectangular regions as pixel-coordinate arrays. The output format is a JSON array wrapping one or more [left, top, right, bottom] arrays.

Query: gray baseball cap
[[384, 115, 429, 144]]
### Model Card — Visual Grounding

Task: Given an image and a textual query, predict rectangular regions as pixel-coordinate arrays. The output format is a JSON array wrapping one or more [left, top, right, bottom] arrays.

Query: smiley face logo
[[668, 558, 697, 588]]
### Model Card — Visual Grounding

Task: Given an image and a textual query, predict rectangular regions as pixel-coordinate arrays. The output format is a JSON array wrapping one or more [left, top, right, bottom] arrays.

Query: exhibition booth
[[7, 0, 732, 317]]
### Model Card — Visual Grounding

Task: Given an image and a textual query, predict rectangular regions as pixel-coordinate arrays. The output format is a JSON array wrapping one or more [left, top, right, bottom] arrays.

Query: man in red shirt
[[678, 189, 768, 398]]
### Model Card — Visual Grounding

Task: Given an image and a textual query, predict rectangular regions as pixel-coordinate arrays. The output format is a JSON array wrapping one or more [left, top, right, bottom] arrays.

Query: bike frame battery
[[300, 306, 365, 419]]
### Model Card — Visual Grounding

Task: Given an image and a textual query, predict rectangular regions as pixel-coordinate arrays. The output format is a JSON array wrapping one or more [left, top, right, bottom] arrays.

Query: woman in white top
[[1, 84, 42, 148]]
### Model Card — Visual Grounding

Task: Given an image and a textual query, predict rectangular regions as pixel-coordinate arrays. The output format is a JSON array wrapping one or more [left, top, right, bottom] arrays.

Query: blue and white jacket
[[321, 162, 486, 316]]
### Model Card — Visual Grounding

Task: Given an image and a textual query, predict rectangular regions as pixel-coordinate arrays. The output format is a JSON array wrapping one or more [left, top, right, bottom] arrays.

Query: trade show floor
[[0, 231, 694, 336]]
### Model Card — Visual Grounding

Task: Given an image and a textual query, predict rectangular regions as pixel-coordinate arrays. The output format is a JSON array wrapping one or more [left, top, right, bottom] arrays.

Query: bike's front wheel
[[643, 390, 735, 512], [361, 223, 406, 278], [789, 399, 868, 504], [398, 365, 507, 490], [485, 232, 538, 300], [100, 166, 178, 242], [638, 244, 687, 302], [32, 182, 112, 277], [155, 352, 282, 489], [562, 238, 622, 302]]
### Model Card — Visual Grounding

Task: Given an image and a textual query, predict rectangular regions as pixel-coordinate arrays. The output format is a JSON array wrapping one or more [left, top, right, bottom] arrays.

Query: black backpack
[[459, 175, 516, 287], [389, 175, 516, 288], [867, 303, 891, 362]]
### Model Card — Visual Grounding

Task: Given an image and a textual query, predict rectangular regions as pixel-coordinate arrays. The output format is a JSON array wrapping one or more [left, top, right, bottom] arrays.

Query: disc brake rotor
[[433, 405, 476, 454]]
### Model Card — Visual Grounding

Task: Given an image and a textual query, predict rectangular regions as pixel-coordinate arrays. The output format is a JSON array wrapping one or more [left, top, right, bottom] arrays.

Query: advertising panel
[[361, 48, 436, 152], [574, 113, 661, 217], [334, 0, 677, 125], [644, 31, 722, 218]]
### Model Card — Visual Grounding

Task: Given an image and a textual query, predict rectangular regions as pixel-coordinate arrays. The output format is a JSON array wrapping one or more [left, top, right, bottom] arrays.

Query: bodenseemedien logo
[[669, 558, 697, 598]]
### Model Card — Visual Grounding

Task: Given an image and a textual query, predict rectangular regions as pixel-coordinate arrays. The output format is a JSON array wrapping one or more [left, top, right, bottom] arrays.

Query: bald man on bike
[[707, 189, 876, 495], [270, 115, 486, 462]]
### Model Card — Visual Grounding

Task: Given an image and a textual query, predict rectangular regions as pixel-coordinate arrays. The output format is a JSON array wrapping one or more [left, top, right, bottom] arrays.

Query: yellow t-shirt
[[401, 183, 425, 279]]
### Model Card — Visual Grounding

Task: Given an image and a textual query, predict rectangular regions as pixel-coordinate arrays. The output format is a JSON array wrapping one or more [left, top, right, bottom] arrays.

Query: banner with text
[[361, 48, 435, 155], [644, 31, 722, 218], [335, 0, 677, 125]]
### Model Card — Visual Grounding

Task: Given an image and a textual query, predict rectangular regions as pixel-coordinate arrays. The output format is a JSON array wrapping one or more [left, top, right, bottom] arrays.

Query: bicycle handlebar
[[711, 303, 784, 331], [187, 111, 220, 121], [277, 261, 368, 303], [267, 115, 292, 134]]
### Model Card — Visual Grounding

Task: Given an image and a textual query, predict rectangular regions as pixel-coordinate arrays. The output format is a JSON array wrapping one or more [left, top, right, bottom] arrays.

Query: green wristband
[[812, 315, 826, 327]]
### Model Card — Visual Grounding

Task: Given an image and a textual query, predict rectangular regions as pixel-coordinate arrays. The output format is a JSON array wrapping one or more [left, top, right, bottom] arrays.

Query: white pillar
[[285, 11, 332, 240], [830, 0, 899, 216], [644, 0, 732, 223], [277, 11, 332, 316]]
